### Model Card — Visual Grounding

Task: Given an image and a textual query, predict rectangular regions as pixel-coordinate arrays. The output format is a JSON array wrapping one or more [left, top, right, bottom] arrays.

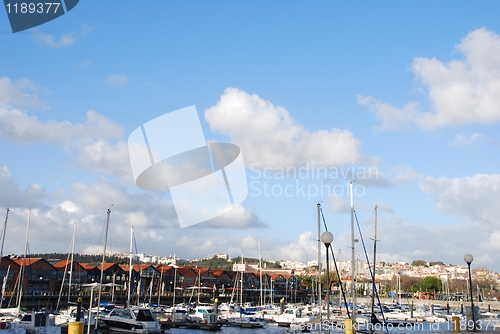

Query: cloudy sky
[[1, 2, 499, 271]]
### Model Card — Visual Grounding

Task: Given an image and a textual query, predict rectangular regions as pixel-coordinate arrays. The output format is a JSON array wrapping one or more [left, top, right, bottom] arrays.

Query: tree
[[410, 276, 442, 292], [411, 260, 428, 267], [400, 275, 420, 292], [429, 261, 445, 266]]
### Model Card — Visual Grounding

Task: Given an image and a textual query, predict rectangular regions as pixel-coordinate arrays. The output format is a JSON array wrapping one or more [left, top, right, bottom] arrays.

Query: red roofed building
[[0, 256, 20, 296], [175, 267, 198, 289], [52, 260, 87, 296], [211, 269, 232, 288], [13, 257, 58, 294], [80, 262, 124, 285]]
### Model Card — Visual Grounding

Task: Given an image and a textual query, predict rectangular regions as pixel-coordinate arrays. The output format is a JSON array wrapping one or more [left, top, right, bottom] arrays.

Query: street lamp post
[[464, 254, 476, 332], [321, 231, 334, 324]]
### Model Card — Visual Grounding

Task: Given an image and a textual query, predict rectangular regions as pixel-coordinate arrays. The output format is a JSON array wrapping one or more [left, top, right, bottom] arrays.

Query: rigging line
[[320, 208, 351, 319], [353, 210, 389, 333]]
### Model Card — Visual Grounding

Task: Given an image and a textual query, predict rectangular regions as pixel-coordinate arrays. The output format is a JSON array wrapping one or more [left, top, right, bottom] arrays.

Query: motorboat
[[185, 305, 222, 331], [14, 312, 61, 334], [54, 305, 95, 329], [225, 307, 265, 328], [273, 307, 317, 327], [226, 316, 265, 328], [102, 307, 161, 333], [186, 304, 215, 323]]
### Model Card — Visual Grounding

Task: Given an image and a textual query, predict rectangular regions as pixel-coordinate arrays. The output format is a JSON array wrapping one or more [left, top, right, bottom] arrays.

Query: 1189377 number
[[5, 2, 61, 14]]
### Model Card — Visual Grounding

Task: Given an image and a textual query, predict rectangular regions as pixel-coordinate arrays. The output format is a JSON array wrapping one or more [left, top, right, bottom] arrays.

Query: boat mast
[[127, 226, 134, 306], [350, 182, 356, 324], [240, 252, 243, 306], [197, 268, 201, 305], [96, 208, 111, 331], [1, 208, 10, 257], [157, 268, 163, 305], [259, 239, 263, 307], [172, 266, 177, 306], [1, 265, 10, 306], [370, 205, 378, 317], [317, 203, 322, 321], [17, 207, 31, 309], [68, 222, 76, 303]]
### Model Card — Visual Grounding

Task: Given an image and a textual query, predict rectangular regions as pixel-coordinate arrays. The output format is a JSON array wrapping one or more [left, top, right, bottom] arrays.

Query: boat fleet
[[0, 297, 499, 333]]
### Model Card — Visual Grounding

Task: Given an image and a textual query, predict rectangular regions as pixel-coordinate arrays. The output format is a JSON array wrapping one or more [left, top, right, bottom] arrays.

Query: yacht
[[102, 307, 161, 333], [273, 306, 317, 327], [54, 305, 95, 329], [14, 312, 61, 334]]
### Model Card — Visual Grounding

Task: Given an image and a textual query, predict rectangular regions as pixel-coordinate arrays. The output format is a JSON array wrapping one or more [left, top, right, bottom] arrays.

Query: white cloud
[[361, 28, 500, 131], [197, 204, 267, 229], [0, 77, 130, 178], [322, 165, 420, 192], [328, 214, 497, 269], [33, 31, 75, 48], [358, 96, 418, 132], [124, 212, 149, 228], [0, 76, 135, 185], [0, 101, 123, 145], [374, 201, 393, 213], [420, 174, 500, 226], [0, 77, 45, 108], [448, 133, 484, 148], [74, 60, 91, 69], [106, 75, 129, 87], [485, 230, 500, 252], [71, 139, 133, 181], [328, 194, 348, 213], [0, 165, 48, 208], [32, 25, 92, 49], [59, 201, 80, 214], [241, 235, 258, 249], [274, 231, 317, 263], [390, 165, 421, 185], [205, 88, 371, 168], [0, 169, 269, 262]]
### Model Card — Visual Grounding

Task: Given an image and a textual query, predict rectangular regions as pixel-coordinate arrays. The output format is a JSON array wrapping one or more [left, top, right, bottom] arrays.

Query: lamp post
[[321, 231, 334, 324], [464, 254, 476, 332]]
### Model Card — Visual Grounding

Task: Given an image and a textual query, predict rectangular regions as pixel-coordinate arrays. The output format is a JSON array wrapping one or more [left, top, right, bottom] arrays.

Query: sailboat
[[225, 254, 265, 329], [101, 221, 161, 334], [12, 209, 61, 334]]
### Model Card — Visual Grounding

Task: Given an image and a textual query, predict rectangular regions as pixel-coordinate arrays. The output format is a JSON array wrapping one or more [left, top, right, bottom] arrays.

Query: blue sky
[[1, 1, 499, 271]]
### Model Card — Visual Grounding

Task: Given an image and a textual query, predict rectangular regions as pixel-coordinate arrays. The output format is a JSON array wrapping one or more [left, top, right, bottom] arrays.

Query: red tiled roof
[[136, 264, 156, 271], [119, 264, 137, 273], [14, 258, 42, 266], [197, 268, 211, 275], [156, 265, 174, 273], [211, 270, 229, 277], [80, 263, 100, 270], [80, 262, 115, 271], [97, 263, 116, 271]]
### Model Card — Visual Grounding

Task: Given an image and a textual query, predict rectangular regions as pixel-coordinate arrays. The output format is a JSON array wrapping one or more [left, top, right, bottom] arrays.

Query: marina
[[3, 3, 500, 334], [1, 204, 499, 334]]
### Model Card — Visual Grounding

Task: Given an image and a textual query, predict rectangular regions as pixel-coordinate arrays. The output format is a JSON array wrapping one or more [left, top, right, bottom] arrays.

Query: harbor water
[[95, 321, 467, 333]]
